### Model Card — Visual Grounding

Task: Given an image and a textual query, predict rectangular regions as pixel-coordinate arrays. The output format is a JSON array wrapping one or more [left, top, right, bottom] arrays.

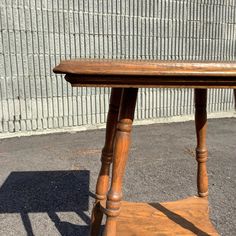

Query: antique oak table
[[54, 60, 236, 236]]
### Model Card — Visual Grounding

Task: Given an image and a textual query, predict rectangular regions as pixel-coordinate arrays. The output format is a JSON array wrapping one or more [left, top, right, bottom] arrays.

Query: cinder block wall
[[0, 1, 235, 134]]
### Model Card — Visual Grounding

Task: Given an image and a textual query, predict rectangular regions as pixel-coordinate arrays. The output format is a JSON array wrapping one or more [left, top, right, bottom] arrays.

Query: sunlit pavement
[[0, 118, 235, 236]]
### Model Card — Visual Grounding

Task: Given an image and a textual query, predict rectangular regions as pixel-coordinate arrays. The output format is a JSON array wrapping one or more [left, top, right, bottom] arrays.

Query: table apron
[[65, 74, 236, 88]]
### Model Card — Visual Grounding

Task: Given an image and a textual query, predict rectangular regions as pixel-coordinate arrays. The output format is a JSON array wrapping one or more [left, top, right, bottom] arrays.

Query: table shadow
[[149, 202, 210, 236], [0, 170, 91, 236]]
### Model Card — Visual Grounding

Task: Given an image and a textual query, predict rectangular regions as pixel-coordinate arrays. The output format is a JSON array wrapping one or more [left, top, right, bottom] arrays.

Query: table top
[[53, 59, 236, 88]]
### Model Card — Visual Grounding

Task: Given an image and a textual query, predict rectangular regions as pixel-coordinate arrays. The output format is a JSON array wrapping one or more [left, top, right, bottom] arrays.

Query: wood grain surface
[[53, 59, 236, 88], [100, 197, 218, 236], [53, 59, 236, 76]]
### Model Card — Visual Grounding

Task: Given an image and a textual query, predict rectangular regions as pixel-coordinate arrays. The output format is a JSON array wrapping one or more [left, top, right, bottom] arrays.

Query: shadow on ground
[[0, 170, 91, 236]]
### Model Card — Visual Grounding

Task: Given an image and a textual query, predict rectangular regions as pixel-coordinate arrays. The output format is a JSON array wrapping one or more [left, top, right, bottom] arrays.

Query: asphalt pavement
[[0, 118, 235, 236]]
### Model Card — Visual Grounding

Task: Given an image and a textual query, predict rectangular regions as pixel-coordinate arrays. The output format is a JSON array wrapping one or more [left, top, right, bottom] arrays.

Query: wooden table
[[54, 60, 236, 236]]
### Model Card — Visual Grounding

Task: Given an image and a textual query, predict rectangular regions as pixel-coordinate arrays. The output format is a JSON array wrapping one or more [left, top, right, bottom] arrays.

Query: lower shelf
[[111, 196, 218, 235]]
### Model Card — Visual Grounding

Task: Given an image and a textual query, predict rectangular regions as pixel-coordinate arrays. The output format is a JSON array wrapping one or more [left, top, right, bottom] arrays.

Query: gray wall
[[0, 0, 235, 134]]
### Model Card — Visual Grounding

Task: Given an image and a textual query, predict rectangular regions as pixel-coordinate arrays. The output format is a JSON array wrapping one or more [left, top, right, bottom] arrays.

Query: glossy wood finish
[[54, 59, 236, 76], [53, 60, 236, 88], [103, 88, 138, 236], [90, 88, 122, 236], [195, 89, 208, 197], [101, 197, 218, 236], [53, 59, 236, 236]]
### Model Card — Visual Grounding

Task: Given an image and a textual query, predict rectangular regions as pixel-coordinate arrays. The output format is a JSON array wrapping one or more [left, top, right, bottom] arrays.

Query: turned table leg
[[234, 89, 236, 110], [90, 88, 122, 236], [102, 88, 138, 236], [195, 89, 208, 197]]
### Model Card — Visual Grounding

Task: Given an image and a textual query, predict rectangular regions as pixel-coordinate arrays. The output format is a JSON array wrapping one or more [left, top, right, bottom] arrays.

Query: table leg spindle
[[90, 88, 122, 236], [195, 89, 208, 197], [103, 88, 138, 236], [53, 59, 233, 236], [234, 89, 236, 110]]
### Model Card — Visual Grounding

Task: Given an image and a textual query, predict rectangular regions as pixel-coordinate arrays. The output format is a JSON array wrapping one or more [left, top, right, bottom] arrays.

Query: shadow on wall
[[0, 171, 91, 236]]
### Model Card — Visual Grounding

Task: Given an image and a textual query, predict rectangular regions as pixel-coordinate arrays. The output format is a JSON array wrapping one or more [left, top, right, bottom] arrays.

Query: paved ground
[[0, 118, 235, 236]]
